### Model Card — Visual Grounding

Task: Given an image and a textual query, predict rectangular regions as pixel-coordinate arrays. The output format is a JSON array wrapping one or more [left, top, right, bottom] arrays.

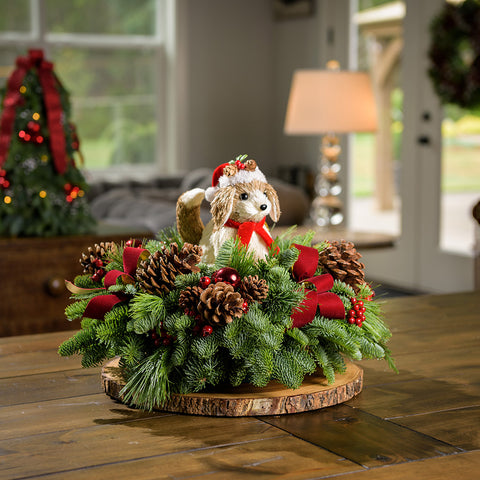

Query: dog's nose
[[260, 204, 268, 211]]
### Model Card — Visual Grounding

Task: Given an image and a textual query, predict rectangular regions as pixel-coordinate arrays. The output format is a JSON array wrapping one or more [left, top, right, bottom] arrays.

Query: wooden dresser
[[0, 228, 153, 337]]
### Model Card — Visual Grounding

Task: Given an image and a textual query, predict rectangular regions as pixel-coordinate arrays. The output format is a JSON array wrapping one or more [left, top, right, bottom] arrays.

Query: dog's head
[[211, 179, 280, 230]]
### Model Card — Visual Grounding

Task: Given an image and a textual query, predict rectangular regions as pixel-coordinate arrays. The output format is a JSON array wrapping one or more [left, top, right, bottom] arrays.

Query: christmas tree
[[0, 49, 94, 237]]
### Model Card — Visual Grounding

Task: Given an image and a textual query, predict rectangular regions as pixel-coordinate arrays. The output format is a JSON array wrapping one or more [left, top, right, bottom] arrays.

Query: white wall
[[181, 0, 326, 177]]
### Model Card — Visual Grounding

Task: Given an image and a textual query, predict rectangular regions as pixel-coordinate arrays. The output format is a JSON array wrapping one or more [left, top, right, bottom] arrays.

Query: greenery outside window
[[0, 0, 173, 181]]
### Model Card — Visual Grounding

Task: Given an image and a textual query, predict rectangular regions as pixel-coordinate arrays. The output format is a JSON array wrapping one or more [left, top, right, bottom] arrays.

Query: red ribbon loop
[[82, 246, 148, 320], [291, 244, 345, 329], [0, 49, 69, 174]]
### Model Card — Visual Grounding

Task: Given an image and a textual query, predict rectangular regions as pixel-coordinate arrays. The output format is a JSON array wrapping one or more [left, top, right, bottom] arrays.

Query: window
[[0, 0, 173, 180]]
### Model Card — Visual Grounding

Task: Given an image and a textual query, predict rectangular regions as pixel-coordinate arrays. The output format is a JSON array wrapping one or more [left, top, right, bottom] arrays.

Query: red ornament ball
[[213, 267, 241, 288], [199, 276, 211, 288], [125, 239, 142, 248], [202, 325, 213, 337]]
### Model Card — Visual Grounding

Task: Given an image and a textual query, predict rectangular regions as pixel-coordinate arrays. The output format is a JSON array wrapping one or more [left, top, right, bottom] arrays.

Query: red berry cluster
[[347, 298, 366, 327], [185, 268, 249, 338], [150, 327, 174, 347], [0, 169, 10, 190], [91, 258, 106, 282], [234, 159, 246, 170], [18, 121, 44, 145]]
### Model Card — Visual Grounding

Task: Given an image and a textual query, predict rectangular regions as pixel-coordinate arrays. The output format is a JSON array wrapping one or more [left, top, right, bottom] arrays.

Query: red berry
[[355, 318, 362, 326], [242, 301, 249, 313], [357, 321, 363, 328], [199, 276, 211, 288], [162, 337, 171, 346], [348, 317, 356, 324], [348, 309, 356, 317], [350, 297, 357, 305], [357, 300, 364, 307], [358, 313, 366, 321], [202, 325, 213, 337], [151, 331, 159, 340], [154, 339, 161, 347], [354, 303, 362, 311], [360, 306, 366, 313]]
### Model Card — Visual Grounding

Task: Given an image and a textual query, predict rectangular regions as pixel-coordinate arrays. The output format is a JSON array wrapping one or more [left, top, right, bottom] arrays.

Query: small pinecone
[[239, 275, 269, 303], [197, 282, 244, 326], [179, 285, 203, 314], [318, 240, 365, 293], [79, 242, 116, 273], [137, 243, 202, 296]]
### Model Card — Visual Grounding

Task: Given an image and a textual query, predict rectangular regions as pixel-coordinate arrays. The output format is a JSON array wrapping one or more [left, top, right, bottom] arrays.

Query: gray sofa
[[88, 168, 310, 234]]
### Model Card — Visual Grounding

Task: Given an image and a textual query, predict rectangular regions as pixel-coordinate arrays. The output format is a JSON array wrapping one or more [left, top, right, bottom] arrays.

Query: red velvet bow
[[291, 244, 345, 328], [66, 246, 148, 320], [0, 49, 68, 174]]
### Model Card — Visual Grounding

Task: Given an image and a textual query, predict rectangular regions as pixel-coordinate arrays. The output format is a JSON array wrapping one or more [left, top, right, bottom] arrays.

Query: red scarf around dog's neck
[[224, 217, 274, 248]]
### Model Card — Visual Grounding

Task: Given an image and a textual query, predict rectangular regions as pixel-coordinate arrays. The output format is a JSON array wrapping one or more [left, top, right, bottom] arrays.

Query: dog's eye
[[239, 193, 249, 200], [264, 191, 268, 196]]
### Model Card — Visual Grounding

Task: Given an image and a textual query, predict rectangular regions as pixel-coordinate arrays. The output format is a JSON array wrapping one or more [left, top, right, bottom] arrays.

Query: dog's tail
[[176, 188, 205, 245]]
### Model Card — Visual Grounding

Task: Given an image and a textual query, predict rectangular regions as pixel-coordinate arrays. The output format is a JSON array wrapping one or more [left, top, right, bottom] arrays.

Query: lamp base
[[310, 134, 343, 227]]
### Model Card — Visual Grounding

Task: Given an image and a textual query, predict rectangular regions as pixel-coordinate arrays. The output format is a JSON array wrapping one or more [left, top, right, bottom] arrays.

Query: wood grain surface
[[102, 357, 363, 416], [1, 291, 479, 479]]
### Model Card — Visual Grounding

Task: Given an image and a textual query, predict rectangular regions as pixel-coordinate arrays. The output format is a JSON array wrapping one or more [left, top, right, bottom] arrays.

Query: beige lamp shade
[[284, 69, 378, 134]]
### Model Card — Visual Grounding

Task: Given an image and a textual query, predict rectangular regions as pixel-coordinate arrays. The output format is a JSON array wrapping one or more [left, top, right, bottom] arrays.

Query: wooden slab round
[[102, 357, 363, 417]]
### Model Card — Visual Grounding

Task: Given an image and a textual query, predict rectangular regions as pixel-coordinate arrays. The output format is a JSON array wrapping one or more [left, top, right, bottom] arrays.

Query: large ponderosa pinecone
[[79, 242, 116, 273], [238, 275, 269, 303], [197, 282, 244, 326], [318, 240, 365, 293], [137, 243, 202, 296]]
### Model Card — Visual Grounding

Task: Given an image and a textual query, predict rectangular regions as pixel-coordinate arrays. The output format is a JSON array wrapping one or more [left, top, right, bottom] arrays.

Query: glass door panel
[[441, 104, 480, 254], [350, 0, 404, 237]]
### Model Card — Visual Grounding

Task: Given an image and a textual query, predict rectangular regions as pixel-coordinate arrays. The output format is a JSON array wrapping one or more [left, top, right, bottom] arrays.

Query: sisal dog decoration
[[176, 156, 281, 263]]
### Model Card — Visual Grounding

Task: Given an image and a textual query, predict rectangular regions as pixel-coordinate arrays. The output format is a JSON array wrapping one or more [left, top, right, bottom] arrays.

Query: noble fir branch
[[163, 312, 194, 336], [118, 334, 149, 369], [120, 348, 172, 411], [144, 239, 166, 254], [305, 317, 362, 361], [73, 274, 100, 289], [128, 294, 166, 334], [176, 356, 225, 394], [190, 333, 219, 360], [65, 299, 89, 321], [276, 246, 300, 271], [95, 304, 129, 349], [273, 349, 306, 389], [331, 280, 356, 299], [214, 238, 257, 277], [308, 343, 336, 384], [174, 272, 202, 290], [170, 332, 191, 367]]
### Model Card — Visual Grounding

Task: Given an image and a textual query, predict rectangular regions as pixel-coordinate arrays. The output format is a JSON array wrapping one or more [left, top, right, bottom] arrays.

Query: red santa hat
[[204, 160, 267, 202]]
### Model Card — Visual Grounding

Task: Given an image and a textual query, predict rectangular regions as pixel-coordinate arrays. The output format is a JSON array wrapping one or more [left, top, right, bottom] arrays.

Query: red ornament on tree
[[213, 267, 241, 288]]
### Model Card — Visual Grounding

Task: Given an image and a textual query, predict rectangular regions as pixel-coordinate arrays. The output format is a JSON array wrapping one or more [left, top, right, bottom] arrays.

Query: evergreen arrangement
[[0, 49, 94, 237], [59, 227, 396, 411]]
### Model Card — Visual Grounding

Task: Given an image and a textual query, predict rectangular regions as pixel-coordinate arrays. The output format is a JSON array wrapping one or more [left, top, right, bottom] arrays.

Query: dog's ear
[[210, 185, 237, 229], [265, 184, 281, 222]]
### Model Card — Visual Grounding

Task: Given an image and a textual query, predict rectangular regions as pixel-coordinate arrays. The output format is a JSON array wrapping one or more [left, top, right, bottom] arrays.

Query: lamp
[[284, 62, 377, 226]]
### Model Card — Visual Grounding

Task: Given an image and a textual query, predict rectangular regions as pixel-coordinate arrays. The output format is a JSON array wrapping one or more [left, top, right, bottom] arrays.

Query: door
[[350, 0, 475, 293]]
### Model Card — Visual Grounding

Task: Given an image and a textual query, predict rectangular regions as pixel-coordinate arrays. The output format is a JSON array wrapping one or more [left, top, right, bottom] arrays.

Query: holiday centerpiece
[[59, 156, 396, 415], [0, 49, 94, 237]]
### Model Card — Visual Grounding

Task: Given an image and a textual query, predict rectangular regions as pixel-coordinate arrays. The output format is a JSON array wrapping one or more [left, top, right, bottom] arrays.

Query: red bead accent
[[357, 300, 364, 307], [348, 317, 356, 324], [350, 297, 357, 305], [202, 325, 213, 337], [213, 267, 241, 288], [242, 301, 249, 313]]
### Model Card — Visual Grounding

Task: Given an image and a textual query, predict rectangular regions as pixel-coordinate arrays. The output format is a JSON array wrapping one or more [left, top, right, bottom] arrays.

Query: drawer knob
[[46, 276, 66, 297]]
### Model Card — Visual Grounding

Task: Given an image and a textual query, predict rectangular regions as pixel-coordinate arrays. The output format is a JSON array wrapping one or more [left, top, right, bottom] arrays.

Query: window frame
[[0, 0, 179, 181]]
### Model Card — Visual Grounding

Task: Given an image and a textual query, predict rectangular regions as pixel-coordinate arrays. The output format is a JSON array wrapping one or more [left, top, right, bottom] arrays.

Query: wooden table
[[1, 291, 479, 479]]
